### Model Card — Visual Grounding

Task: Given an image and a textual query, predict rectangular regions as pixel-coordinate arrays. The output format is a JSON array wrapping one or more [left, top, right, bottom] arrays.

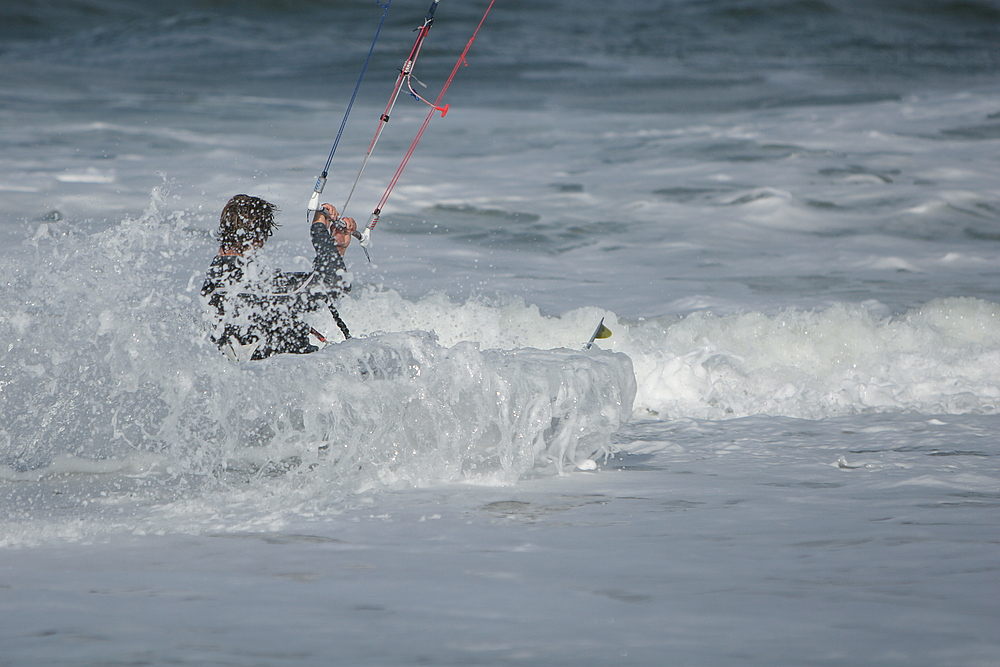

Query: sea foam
[[0, 195, 635, 498]]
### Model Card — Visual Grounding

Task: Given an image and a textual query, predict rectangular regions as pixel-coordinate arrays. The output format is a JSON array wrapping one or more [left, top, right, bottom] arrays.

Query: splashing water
[[0, 190, 636, 544]]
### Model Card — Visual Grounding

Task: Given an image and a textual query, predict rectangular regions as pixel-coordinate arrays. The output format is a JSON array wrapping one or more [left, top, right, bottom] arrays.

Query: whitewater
[[1, 0, 999, 665]]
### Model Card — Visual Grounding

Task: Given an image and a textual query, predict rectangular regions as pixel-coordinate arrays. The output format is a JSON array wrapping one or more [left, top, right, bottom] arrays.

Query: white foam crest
[[337, 287, 614, 351], [334, 288, 1000, 420], [326, 289, 1000, 419], [612, 299, 1000, 419]]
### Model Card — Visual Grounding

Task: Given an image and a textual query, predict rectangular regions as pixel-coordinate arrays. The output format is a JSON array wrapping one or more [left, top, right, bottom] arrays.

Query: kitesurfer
[[201, 194, 357, 361]]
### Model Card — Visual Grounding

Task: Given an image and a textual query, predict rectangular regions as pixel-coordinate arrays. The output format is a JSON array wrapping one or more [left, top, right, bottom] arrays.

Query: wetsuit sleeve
[[310, 221, 350, 294]]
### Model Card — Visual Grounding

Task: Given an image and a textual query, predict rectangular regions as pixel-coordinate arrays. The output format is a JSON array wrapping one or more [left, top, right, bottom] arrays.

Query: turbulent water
[[1, 1, 1000, 665]]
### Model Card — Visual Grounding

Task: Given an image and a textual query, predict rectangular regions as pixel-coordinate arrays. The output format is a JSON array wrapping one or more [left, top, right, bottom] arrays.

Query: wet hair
[[218, 194, 279, 252]]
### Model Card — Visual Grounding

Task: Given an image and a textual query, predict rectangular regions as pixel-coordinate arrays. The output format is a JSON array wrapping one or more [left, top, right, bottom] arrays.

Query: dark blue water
[[3, 0, 1000, 113]]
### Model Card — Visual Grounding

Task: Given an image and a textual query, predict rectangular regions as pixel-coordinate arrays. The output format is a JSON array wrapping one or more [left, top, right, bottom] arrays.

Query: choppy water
[[1, 1, 999, 665]]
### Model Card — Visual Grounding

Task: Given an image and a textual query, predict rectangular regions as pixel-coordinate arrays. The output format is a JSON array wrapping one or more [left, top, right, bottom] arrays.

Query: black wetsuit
[[201, 222, 350, 361]]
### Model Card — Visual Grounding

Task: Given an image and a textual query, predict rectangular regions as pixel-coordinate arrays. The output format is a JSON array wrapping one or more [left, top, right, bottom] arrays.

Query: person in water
[[201, 194, 357, 361]]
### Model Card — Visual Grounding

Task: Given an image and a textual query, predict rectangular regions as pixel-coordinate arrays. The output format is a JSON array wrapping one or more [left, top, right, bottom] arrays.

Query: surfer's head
[[218, 194, 279, 254]]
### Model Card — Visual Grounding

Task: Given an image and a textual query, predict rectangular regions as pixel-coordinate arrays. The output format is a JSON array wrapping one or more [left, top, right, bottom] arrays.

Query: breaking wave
[[4, 191, 1000, 544]]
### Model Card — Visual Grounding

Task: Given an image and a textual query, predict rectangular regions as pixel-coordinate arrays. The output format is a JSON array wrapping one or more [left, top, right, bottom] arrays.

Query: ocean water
[[2, 0, 1000, 665]]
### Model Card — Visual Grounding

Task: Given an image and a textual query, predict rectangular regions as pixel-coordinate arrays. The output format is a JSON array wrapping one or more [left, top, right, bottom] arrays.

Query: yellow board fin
[[584, 317, 613, 350]]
